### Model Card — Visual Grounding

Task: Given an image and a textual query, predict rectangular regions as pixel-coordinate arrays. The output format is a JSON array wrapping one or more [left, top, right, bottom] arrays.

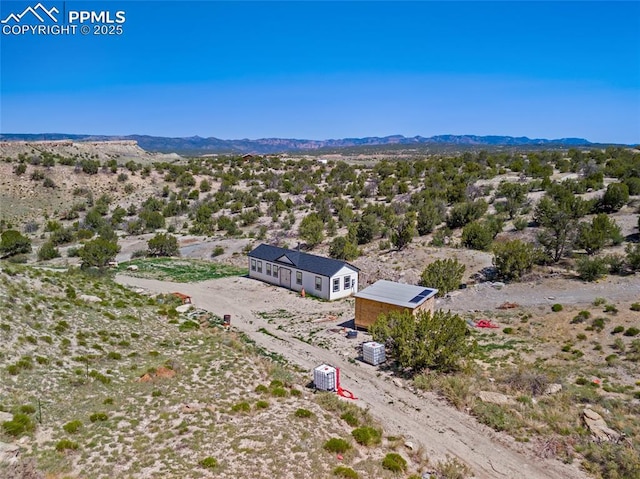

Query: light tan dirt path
[[116, 274, 589, 479]]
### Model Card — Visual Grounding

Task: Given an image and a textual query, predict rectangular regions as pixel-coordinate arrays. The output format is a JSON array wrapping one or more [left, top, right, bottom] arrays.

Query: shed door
[[280, 268, 291, 288]]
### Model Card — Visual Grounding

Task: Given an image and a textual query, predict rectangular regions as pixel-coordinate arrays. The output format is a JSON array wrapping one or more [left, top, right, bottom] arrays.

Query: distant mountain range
[[0, 133, 596, 155]]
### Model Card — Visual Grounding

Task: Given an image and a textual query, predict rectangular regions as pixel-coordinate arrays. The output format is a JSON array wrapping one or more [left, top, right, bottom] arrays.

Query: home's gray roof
[[354, 280, 437, 309], [248, 244, 359, 277]]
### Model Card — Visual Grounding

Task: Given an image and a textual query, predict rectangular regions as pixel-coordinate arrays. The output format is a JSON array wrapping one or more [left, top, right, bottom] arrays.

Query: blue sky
[[1, 1, 639, 143]]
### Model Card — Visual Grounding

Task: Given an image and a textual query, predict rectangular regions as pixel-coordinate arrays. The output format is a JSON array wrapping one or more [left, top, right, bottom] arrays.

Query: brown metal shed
[[354, 280, 438, 330]]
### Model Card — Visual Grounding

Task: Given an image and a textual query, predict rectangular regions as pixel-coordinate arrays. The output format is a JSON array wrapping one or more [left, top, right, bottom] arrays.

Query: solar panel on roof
[[408, 289, 431, 304]]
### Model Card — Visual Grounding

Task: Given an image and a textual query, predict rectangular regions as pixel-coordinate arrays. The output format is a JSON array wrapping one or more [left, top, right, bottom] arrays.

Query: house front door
[[280, 268, 291, 288]]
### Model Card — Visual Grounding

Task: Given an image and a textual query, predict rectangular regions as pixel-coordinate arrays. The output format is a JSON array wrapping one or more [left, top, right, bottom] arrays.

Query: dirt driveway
[[115, 273, 595, 479]]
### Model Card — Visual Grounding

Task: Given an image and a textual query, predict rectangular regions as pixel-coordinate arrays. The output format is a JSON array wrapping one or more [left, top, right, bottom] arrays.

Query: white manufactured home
[[247, 244, 359, 301]]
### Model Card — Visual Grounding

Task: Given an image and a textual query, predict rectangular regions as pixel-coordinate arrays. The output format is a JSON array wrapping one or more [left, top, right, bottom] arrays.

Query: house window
[[296, 271, 302, 285], [266, 263, 271, 276], [251, 259, 256, 271], [257, 261, 262, 273], [273, 265, 279, 277], [333, 278, 340, 292], [344, 275, 351, 289], [315, 276, 322, 291]]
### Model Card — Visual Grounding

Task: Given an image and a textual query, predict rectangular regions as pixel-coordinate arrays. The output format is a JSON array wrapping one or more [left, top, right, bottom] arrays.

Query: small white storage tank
[[362, 342, 386, 365], [313, 364, 337, 391]]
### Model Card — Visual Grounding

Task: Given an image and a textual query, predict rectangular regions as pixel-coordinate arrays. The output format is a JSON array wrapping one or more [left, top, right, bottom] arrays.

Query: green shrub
[[89, 412, 108, 422], [624, 327, 640, 337], [381, 453, 407, 472], [35, 355, 49, 364], [294, 408, 313, 418], [581, 441, 640, 479], [473, 402, 521, 433], [612, 326, 625, 334], [269, 379, 284, 388], [323, 438, 351, 454], [199, 457, 218, 469], [178, 320, 200, 332], [255, 384, 269, 394], [231, 402, 251, 413], [55, 439, 79, 452], [271, 387, 288, 397], [631, 303, 640, 312], [576, 256, 608, 281], [333, 466, 358, 478], [571, 311, 591, 324], [592, 317, 606, 332], [2, 413, 35, 437], [340, 411, 359, 427], [503, 327, 514, 334], [63, 421, 82, 436], [106, 351, 122, 360], [151, 390, 162, 397], [593, 297, 607, 306], [19, 405, 36, 414], [255, 400, 269, 409], [604, 304, 618, 314], [551, 304, 563, 312], [103, 398, 114, 405], [576, 377, 589, 385], [351, 426, 382, 446]]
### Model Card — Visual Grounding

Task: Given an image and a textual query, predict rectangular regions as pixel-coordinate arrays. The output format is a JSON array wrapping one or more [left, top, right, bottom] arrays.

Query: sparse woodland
[[1, 143, 639, 478]]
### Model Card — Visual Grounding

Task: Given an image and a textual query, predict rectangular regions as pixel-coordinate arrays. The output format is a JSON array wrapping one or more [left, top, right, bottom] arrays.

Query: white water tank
[[313, 364, 337, 391], [362, 342, 386, 365]]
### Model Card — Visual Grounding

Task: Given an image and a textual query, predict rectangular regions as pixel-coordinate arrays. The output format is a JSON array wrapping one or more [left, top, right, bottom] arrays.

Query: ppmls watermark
[[1, 2, 126, 36]]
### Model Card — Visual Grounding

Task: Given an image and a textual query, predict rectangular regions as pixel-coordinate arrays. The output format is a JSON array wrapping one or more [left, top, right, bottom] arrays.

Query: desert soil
[[113, 271, 640, 479]]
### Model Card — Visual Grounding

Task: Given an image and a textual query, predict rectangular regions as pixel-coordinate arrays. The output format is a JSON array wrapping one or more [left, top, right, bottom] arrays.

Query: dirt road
[[116, 274, 590, 479]]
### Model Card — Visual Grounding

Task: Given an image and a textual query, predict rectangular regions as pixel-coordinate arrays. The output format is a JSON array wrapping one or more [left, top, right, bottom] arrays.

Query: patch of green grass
[[271, 387, 288, 397], [231, 402, 251, 413], [89, 412, 108, 422], [351, 426, 382, 446], [340, 411, 359, 427], [55, 439, 79, 452], [63, 420, 82, 434], [117, 258, 247, 282], [254, 384, 269, 394], [199, 457, 218, 469], [294, 408, 313, 418], [333, 466, 358, 478], [381, 453, 407, 472], [323, 438, 351, 454], [2, 413, 35, 437]]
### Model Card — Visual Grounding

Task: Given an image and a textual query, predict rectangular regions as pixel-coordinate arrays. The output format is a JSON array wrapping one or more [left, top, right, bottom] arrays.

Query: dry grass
[[0, 266, 427, 478]]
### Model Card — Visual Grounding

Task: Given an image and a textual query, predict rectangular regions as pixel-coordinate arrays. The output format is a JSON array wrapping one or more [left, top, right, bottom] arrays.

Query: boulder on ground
[[176, 304, 192, 313], [79, 294, 102, 303], [0, 412, 13, 423], [181, 403, 206, 414], [0, 442, 20, 464], [477, 391, 516, 406], [544, 383, 563, 395], [155, 366, 176, 379], [583, 408, 620, 442]]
